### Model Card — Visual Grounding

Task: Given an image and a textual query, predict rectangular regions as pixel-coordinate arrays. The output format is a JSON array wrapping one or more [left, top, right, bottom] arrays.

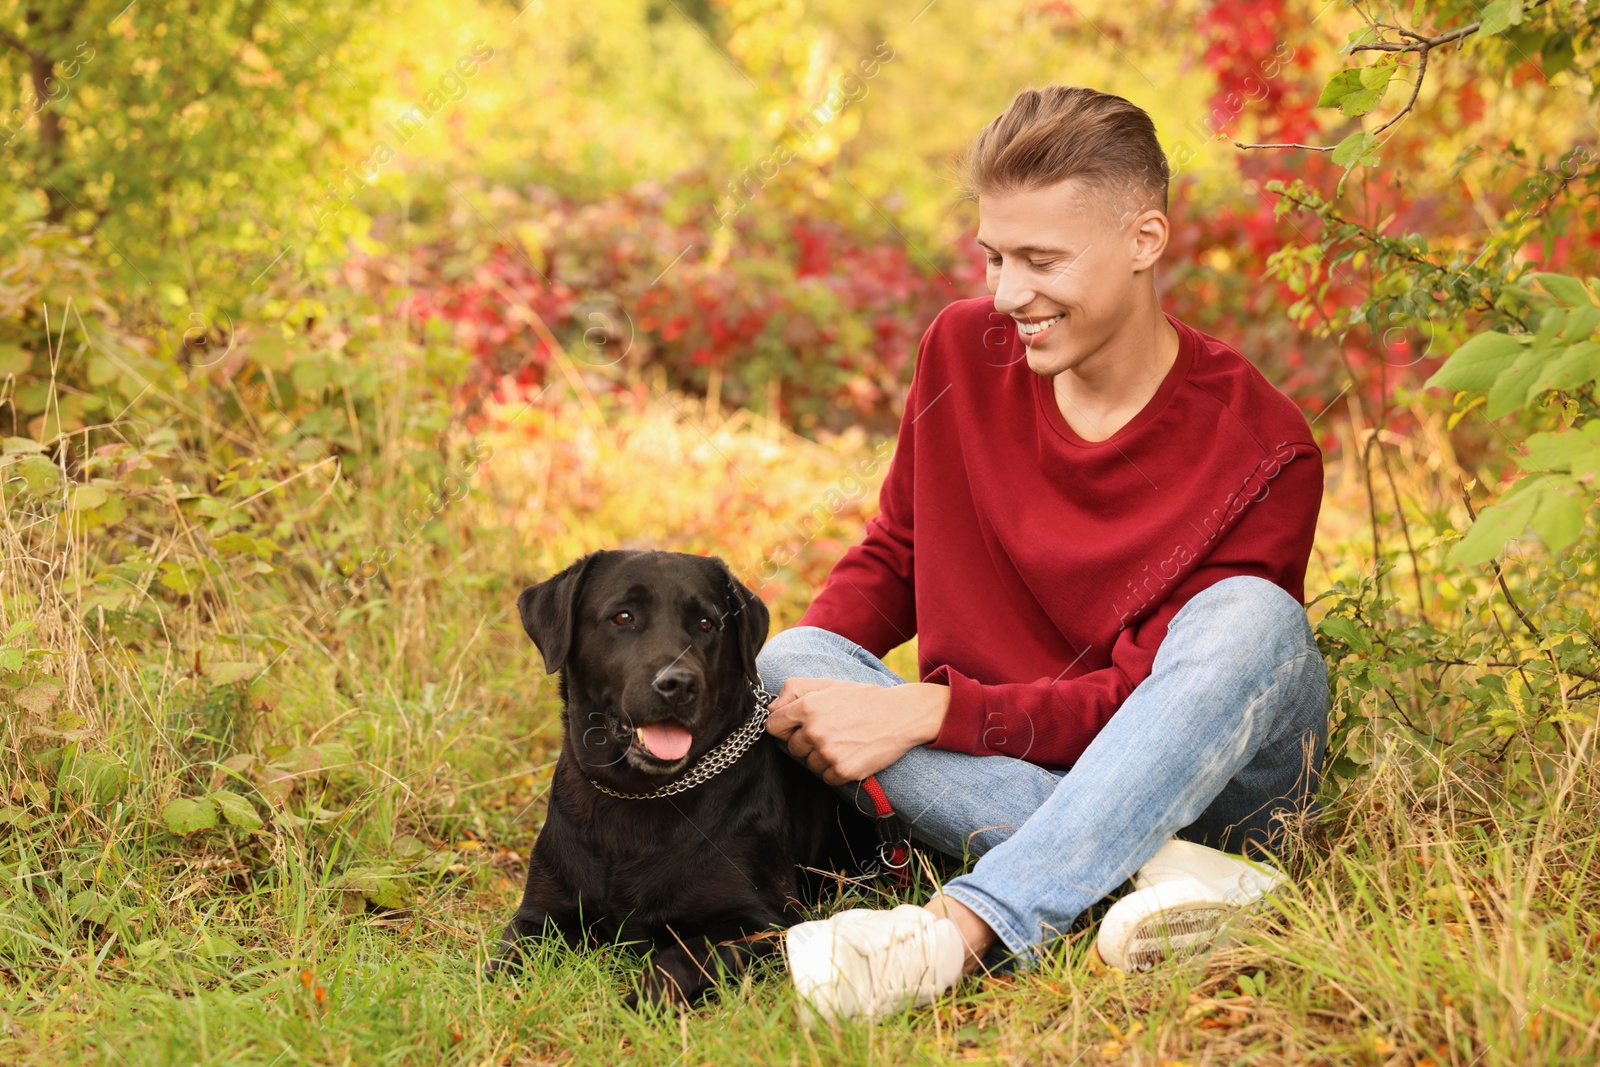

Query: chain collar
[[586, 679, 775, 801]]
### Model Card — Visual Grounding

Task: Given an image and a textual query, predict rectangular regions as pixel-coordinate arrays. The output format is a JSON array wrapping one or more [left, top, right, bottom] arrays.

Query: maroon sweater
[[797, 297, 1323, 769]]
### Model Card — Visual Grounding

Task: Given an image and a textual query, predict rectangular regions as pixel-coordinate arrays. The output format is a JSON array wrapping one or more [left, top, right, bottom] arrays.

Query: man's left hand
[[765, 679, 951, 786]]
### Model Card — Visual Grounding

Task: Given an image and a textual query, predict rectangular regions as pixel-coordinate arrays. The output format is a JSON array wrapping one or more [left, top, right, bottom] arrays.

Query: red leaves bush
[[371, 181, 984, 432]]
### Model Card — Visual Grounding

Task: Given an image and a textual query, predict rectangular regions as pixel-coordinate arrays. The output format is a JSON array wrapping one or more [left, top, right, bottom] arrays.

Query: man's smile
[[1015, 313, 1064, 345]]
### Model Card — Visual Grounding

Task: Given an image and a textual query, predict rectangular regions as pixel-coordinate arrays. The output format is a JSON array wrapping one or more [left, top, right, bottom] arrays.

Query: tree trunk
[[23, 7, 65, 222]]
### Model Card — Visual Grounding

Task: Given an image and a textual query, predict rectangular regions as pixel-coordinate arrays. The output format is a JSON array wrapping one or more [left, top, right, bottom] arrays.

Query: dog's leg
[[485, 857, 582, 977], [485, 904, 557, 977], [624, 918, 785, 1011]]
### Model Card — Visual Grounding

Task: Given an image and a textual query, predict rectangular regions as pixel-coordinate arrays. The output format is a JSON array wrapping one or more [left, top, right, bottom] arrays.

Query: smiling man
[[756, 86, 1329, 1023]]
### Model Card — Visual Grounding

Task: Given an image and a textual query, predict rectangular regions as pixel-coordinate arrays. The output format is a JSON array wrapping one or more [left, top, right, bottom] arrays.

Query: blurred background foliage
[[2, 1, 1600, 1061]]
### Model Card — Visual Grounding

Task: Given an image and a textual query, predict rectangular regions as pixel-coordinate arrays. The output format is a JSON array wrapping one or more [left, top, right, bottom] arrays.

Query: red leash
[[859, 775, 912, 887], [753, 676, 912, 887]]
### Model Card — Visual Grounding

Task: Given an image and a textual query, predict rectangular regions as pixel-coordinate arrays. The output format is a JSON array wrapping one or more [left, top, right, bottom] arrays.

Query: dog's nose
[[651, 667, 699, 704]]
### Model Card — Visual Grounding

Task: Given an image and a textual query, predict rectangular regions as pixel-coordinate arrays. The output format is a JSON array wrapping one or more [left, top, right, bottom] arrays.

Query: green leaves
[[1318, 65, 1398, 118], [1332, 130, 1380, 170], [209, 789, 265, 831], [161, 797, 219, 835], [1529, 272, 1592, 308], [332, 867, 409, 911], [1427, 274, 1600, 419], [0, 343, 33, 376], [1315, 61, 1400, 173], [1448, 475, 1590, 566], [1318, 615, 1372, 653], [1477, 0, 1523, 38], [160, 790, 266, 834], [1524, 421, 1600, 480], [58, 751, 129, 805], [1447, 421, 1600, 565], [1426, 332, 1524, 391], [1432, 271, 1600, 566], [207, 661, 261, 685]]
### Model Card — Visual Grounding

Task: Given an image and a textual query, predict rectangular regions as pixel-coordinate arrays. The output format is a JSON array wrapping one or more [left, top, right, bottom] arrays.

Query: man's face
[[977, 178, 1166, 378]]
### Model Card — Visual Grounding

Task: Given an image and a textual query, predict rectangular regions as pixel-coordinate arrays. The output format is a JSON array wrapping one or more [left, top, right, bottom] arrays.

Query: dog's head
[[517, 549, 770, 784]]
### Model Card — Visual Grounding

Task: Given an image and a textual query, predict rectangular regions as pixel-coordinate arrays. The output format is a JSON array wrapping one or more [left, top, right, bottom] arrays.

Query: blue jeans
[[756, 575, 1330, 967]]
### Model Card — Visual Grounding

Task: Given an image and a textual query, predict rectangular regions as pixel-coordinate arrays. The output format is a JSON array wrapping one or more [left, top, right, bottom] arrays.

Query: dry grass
[[1, 357, 1596, 1065]]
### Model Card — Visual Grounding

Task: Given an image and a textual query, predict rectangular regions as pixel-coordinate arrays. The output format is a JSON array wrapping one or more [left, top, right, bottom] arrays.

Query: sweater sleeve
[[792, 337, 930, 659], [924, 442, 1323, 769]]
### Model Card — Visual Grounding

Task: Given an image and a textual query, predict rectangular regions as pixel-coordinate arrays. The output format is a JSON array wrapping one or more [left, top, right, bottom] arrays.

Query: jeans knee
[[757, 625, 839, 669], [755, 625, 881, 694], [1175, 575, 1316, 663]]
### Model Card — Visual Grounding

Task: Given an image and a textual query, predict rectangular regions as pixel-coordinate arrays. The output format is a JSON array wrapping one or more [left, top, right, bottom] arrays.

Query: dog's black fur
[[487, 549, 875, 1008]]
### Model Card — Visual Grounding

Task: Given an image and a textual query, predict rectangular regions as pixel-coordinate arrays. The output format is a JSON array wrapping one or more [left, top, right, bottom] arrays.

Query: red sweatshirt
[[797, 297, 1323, 769]]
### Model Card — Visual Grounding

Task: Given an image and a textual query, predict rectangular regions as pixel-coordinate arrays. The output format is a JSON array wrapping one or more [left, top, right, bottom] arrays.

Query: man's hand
[[765, 678, 951, 786]]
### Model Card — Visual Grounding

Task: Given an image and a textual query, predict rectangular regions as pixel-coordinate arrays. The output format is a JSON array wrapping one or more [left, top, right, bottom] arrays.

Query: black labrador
[[487, 549, 876, 1008]]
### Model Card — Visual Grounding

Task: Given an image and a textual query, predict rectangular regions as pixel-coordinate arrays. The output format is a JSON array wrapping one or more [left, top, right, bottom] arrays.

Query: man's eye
[[697, 618, 715, 633], [611, 611, 633, 626], [1030, 260, 1058, 272], [986, 256, 1002, 267]]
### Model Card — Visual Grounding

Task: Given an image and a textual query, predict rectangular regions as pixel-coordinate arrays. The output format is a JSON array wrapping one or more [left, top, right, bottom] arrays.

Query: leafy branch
[[1232, 0, 1560, 163]]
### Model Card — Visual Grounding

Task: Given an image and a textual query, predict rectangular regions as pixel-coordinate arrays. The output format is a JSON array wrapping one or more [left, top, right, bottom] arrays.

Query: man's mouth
[[1015, 313, 1063, 345], [632, 720, 695, 762]]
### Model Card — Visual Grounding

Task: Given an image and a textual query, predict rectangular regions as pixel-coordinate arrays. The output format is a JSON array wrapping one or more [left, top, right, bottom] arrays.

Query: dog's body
[[489, 549, 874, 1006]]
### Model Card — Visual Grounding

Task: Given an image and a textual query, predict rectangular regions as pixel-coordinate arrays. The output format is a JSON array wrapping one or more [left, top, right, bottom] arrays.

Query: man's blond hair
[[962, 86, 1169, 220]]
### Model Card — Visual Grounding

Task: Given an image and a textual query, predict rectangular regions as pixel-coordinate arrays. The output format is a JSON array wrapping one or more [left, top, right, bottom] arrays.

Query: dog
[[486, 549, 876, 1008]]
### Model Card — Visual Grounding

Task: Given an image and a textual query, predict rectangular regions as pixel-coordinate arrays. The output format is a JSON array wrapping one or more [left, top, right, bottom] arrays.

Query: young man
[[757, 86, 1329, 1024]]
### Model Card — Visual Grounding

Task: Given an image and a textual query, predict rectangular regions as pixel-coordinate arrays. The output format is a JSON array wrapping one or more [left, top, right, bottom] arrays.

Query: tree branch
[[1348, 0, 1556, 55], [1458, 479, 1543, 642], [1231, 0, 1556, 153], [0, 27, 32, 56]]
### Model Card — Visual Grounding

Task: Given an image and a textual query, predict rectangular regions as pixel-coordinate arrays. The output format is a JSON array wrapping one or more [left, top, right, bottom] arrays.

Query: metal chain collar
[[586, 679, 775, 801]]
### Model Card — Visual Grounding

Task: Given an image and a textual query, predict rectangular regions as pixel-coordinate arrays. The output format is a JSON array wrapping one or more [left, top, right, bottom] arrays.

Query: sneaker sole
[[1122, 903, 1237, 970]]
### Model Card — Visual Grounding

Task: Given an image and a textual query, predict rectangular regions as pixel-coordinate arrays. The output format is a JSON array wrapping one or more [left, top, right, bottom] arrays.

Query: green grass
[[7, 740, 1597, 1066], [3, 390, 1597, 1066]]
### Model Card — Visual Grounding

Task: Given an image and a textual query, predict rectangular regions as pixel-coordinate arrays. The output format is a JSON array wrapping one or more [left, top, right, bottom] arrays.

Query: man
[[756, 86, 1329, 1024]]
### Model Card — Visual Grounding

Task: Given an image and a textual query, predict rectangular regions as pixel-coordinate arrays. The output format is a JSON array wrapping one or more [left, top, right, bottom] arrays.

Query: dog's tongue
[[637, 721, 693, 761]]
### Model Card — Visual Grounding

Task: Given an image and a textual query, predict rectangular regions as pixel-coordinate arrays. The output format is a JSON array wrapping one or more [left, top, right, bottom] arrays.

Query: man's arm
[[923, 444, 1324, 769]]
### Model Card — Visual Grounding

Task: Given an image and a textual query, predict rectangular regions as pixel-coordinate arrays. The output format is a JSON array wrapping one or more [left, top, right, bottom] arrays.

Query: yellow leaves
[[235, 42, 284, 88], [1096, 1018, 1145, 1057], [238, 42, 273, 71]]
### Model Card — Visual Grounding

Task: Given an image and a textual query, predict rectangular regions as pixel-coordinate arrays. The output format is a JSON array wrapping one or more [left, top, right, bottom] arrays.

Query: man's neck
[[1051, 312, 1181, 442]]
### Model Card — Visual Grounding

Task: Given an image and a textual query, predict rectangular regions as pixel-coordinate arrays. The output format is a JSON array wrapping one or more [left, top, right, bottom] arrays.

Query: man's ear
[[713, 558, 770, 686], [517, 552, 602, 674]]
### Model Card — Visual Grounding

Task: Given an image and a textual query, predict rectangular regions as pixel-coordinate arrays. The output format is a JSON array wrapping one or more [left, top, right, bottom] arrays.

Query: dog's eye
[[697, 617, 714, 633], [611, 611, 633, 626]]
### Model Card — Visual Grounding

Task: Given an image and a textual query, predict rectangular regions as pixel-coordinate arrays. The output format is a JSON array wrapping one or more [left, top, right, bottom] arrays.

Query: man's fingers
[[769, 676, 843, 712], [765, 703, 799, 741], [782, 725, 815, 761]]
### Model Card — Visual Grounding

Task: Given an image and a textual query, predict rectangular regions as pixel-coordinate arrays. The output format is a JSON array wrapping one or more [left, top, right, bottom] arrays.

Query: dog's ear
[[517, 552, 601, 674], [713, 559, 770, 686]]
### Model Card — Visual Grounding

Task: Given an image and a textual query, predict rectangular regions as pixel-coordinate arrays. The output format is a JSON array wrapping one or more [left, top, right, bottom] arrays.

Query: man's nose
[[990, 261, 1036, 315]]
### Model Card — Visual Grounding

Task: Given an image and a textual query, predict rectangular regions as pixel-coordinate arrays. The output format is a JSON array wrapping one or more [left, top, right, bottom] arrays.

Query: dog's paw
[[624, 965, 695, 1014], [483, 943, 526, 980]]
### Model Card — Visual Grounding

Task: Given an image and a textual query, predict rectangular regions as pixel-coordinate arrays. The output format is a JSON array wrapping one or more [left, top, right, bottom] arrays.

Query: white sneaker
[[1095, 838, 1285, 971], [784, 903, 966, 1025]]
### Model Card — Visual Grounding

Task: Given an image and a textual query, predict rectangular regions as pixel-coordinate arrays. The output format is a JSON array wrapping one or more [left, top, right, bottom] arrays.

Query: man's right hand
[[765, 677, 951, 786]]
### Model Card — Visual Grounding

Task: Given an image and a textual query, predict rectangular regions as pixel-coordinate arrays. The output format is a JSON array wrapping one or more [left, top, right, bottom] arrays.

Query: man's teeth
[[1016, 314, 1063, 336]]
